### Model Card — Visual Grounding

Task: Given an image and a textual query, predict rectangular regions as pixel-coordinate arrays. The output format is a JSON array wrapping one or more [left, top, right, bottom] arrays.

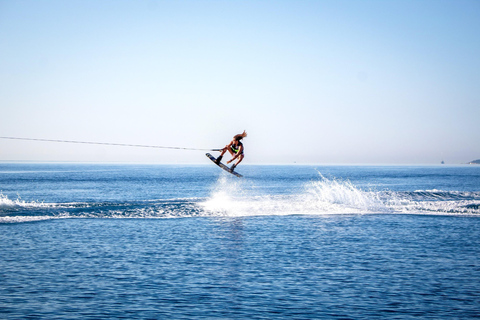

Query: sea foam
[[200, 174, 480, 217], [200, 174, 390, 217], [0, 193, 51, 209]]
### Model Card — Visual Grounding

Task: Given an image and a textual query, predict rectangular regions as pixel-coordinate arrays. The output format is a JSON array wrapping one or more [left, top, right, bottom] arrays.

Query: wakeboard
[[206, 153, 243, 178]]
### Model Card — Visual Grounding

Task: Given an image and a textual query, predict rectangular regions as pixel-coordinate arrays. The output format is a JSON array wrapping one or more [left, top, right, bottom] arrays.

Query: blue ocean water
[[1, 163, 480, 319]]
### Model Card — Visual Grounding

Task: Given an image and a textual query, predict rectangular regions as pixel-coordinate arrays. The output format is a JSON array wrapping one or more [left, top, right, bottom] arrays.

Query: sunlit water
[[1, 164, 479, 318]]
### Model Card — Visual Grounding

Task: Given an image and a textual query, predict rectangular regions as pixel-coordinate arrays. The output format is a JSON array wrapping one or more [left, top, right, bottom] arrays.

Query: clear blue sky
[[1, 0, 479, 164]]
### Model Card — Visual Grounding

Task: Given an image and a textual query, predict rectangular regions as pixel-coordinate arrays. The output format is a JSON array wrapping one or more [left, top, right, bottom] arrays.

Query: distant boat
[[441, 160, 445, 164]]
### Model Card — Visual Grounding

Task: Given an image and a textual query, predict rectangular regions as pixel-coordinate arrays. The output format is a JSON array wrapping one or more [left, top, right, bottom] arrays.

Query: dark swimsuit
[[231, 142, 244, 155]]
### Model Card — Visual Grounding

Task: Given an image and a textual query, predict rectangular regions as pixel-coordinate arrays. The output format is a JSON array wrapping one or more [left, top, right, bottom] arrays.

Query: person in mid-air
[[215, 131, 247, 171]]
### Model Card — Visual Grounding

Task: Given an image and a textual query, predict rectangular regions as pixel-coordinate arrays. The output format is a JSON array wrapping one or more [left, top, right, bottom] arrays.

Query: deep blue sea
[[1, 163, 480, 319]]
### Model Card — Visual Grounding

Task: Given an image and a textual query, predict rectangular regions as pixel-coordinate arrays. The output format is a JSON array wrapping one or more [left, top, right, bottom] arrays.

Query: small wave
[[0, 215, 66, 223], [0, 193, 55, 209], [0, 193, 209, 223], [403, 190, 480, 201]]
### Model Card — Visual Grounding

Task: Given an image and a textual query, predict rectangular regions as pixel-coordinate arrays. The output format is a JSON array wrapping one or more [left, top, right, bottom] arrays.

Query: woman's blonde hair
[[233, 130, 247, 141]]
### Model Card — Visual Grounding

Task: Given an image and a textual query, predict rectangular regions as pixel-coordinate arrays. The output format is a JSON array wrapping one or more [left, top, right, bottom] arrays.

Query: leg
[[216, 146, 234, 164], [235, 154, 244, 166], [230, 154, 244, 171]]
